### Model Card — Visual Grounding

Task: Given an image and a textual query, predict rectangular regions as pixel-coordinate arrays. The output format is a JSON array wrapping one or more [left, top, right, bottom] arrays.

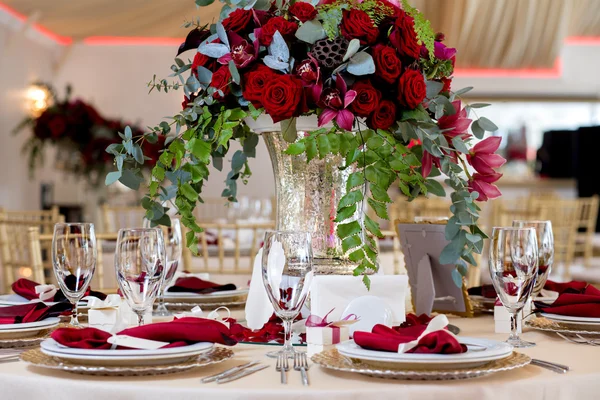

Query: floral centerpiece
[[14, 83, 164, 187], [107, 0, 504, 285]]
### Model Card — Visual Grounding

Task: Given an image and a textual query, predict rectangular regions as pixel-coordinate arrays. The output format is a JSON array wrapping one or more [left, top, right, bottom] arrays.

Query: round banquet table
[[1, 315, 597, 400]]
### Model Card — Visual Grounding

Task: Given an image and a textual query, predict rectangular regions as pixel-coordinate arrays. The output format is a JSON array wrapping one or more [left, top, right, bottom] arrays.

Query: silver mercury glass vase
[[248, 115, 378, 275]]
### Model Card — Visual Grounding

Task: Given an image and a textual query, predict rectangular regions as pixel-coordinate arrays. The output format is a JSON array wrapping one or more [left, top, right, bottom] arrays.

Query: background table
[[1, 316, 597, 400]]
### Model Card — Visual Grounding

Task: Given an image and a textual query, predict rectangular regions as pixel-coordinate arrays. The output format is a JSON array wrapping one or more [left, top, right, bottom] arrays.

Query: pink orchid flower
[[467, 136, 507, 175], [318, 76, 356, 131], [218, 31, 259, 69], [468, 172, 503, 201], [438, 100, 472, 139], [295, 55, 322, 105], [421, 41, 457, 61]]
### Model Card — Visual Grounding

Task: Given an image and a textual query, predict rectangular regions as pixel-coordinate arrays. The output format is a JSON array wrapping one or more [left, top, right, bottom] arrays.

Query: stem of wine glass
[[509, 311, 519, 342], [158, 286, 166, 309], [281, 319, 294, 355], [136, 310, 145, 327], [70, 301, 80, 327]]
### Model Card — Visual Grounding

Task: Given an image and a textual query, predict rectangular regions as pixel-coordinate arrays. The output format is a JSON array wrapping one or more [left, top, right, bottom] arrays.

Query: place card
[[107, 335, 169, 350]]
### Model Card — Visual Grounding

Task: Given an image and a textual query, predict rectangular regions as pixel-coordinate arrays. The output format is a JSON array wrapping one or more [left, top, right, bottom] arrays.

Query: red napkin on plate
[[0, 302, 71, 324], [353, 314, 467, 354], [167, 277, 237, 294], [51, 317, 238, 349], [468, 280, 589, 299], [12, 278, 107, 301], [535, 284, 600, 318]]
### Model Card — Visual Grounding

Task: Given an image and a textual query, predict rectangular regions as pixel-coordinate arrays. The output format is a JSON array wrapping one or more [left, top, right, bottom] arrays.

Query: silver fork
[[557, 332, 600, 346], [276, 353, 288, 384], [294, 352, 309, 386]]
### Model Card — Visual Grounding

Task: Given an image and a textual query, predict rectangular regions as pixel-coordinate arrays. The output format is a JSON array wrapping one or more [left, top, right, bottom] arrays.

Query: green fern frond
[[402, 0, 435, 61]]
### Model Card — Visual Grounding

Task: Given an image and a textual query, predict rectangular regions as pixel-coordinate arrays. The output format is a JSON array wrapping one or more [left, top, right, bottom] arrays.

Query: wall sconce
[[27, 84, 52, 117]]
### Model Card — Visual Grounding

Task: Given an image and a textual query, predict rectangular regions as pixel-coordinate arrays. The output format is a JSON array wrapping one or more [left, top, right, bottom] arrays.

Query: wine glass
[[52, 223, 97, 327], [143, 218, 182, 317], [115, 228, 166, 326], [262, 230, 313, 358], [489, 227, 539, 347], [512, 220, 554, 298]]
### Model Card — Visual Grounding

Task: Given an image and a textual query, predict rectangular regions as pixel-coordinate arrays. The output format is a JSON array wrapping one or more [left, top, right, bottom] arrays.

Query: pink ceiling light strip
[[82, 36, 184, 46], [453, 58, 563, 79], [564, 36, 600, 46], [0, 2, 72, 45]]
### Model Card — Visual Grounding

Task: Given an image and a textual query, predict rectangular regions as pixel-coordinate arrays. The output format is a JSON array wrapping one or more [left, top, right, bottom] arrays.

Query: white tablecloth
[[1, 316, 597, 400]]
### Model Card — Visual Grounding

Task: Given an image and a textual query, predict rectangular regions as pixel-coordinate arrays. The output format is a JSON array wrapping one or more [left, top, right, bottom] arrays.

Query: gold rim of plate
[[526, 317, 600, 336], [20, 347, 234, 376], [311, 349, 531, 380]]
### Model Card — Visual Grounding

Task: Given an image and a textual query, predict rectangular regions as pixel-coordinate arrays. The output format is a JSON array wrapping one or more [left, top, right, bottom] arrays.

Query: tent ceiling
[[3, 0, 600, 69]]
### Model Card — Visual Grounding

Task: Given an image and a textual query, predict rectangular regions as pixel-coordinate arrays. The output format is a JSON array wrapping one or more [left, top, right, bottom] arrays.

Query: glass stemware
[[262, 230, 313, 358], [489, 227, 539, 348], [512, 220, 554, 298], [52, 223, 97, 327], [115, 228, 166, 326], [143, 218, 182, 317]]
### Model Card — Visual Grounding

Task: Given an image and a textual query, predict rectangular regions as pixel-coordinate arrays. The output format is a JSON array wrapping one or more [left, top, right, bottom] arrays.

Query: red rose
[[440, 77, 452, 93], [222, 9, 253, 33], [210, 65, 232, 101], [391, 10, 420, 59], [349, 80, 381, 117], [368, 100, 396, 130], [340, 9, 379, 45], [289, 2, 317, 23], [261, 75, 305, 123], [397, 69, 426, 109], [258, 17, 298, 46], [372, 45, 402, 83], [191, 51, 209, 77], [243, 64, 276, 108]]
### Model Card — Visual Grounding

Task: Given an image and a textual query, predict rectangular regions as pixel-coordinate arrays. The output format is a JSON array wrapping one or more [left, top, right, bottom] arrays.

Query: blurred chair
[[182, 221, 275, 274], [573, 195, 599, 268], [193, 198, 234, 223], [100, 204, 145, 232], [389, 196, 452, 225], [30, 228, 117, 291], [489, 197, 541, 228], [376, 230, 404, 275], [0, 206, 64, 292]]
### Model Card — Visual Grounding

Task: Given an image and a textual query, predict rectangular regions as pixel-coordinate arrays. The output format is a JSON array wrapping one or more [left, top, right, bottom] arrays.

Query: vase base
[[313, 258, 376, 275]]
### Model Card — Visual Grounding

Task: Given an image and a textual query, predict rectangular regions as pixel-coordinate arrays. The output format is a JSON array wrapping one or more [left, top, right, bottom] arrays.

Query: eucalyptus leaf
[[195, 0, 215, 6], [228, 60, 241, 84], [281, 118, 297, 143], [124, 126, 132, 140], [347, 52, 375, 76], [119, 170, 142, 190], [197, 66, 213, 88], [295, 19, 326, 44], [451, 137, 470, 154], [105, 171, 121, 186], [216, 22, 229, 48], [477, 117, 498, 132], [451, 268, 463, 287], [426, 80, 444, 99], [471, 120, 484, 139], [198, 43, 230, 58], [263, 55, 289, 71], [269, 31, 289, 62], [132, 145, 145, 165], [343, 38, 360, 62]]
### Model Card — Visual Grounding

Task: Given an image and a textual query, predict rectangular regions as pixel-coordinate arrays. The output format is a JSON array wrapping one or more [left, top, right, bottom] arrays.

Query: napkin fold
[[535, 284, 600, 318], [51, 317, 238, 349], [353, 314, 467, 354], [468, 280, 589, 299], [166, 277, 236, 294], [12, 278, 107, 302], [0, 302, 71, 324]]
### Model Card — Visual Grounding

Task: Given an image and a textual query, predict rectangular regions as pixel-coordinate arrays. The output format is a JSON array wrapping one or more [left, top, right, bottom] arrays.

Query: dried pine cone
[[310, 38, 349, 69]]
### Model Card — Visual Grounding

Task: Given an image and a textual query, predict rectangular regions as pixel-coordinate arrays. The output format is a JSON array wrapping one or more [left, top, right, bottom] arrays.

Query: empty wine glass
[[52, 223, 97, 327], [489, 227, 538, 347], [262, 230, 313, 358], [115, 228, 166, 326], [512, 220, 554, 298], [143, 218, 182, 317]]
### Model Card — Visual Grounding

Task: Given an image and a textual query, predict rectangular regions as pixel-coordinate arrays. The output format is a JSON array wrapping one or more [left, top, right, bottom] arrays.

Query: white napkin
[[310, 275, 408, 325], [35, 284, 57, 302], [245, 248, 274, 329]]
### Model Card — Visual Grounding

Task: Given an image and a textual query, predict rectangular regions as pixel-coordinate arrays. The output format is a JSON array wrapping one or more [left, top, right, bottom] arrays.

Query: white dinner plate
[[0, 294, 31, 306], [337, 337, 513, 369], [163, 288, 249, 300], [541, 313, 600, 326], [0, 318, 60, 339], [40, 339, 214, 366]]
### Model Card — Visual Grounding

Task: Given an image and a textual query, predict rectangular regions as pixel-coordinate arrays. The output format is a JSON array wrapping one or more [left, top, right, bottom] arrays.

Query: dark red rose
[[261, 75, 305, 123], [440, 77, 452, 93], [289, 2, 317, 22], [340, 9, 379, 45], [391, 10, 420, 59], [243, 64, 276, 108], [210, 65, 232, 101], [222, 9, 253, 33], [191, 51, 209, 77], [397, 69, 426, 109], [372, 44, 402, 83], [368, 99, 396, 130], [349, 80, 381, 117], [258, 17, 298, 46], [294, 58, 319, 86], [48, 115, 67, 138]]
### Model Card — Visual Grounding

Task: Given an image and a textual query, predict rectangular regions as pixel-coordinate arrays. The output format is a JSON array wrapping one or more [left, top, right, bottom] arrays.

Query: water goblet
[[489, 227, 539, 347], [512, 220, 554, 297], [52, 223, 97, 327], [115, 228, 166, 326], [262, 230, 313, 358]]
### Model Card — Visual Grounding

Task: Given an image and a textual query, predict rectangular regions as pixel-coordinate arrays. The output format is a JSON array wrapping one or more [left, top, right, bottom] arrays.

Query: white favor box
[[493, 297, 532, 334], [88, 308, 119, 333], [307, 343, 335, 357], [306, 325, 349, 345]]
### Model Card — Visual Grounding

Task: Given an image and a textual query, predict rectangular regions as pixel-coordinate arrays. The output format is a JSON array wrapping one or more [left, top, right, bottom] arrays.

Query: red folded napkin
[[0, 302, 71, 324], [353, 314, 467, 354], [51, 317, 238, 349], [12, 278, 107, 302], [468, 280, 588, 299], [167, 277, 237, 294], [535, 284, 600, 318]]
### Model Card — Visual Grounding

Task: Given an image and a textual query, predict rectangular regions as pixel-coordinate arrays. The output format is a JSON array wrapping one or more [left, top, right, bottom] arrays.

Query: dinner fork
[[276, 353, 288, 384], [557, 332, 600, 346], [293, 352, 309, 386]]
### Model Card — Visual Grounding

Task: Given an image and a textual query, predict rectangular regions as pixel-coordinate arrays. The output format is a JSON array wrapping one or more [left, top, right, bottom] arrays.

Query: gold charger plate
[[526, 317, 600, 336], [0, 322, 67, 349], [311, 349, 530, 380], [20, 347, 234, 376], [162, 300, 246, 312]]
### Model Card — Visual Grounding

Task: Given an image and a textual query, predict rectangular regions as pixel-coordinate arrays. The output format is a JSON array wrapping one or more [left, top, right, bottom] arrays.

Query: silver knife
[[217, 364, 269, 384], [201, 361, 260, 383], [531, 359, 569, 374]]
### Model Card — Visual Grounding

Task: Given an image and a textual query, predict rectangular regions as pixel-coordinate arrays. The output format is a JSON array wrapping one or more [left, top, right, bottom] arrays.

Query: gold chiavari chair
[[182, 221, 275, 274], [376, 230, 404, 275], [100, 204, 145, 232], [574, 195, 600, 268], [30, 228, 117, 291], [0, 206, 64, 292]]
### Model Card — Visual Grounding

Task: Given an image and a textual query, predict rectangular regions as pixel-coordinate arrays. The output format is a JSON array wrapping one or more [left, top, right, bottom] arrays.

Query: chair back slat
[[101, 205, 145, 232]]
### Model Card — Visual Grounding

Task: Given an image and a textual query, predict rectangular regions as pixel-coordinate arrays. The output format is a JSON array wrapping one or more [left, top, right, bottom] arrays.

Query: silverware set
[[275, 353, 310, 385], [0, 349, 25, 363], [201, 361, 268, 384], [556, 332, 600, 346], [276, 353, 289, 384], [530, 359, 570, 374]]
